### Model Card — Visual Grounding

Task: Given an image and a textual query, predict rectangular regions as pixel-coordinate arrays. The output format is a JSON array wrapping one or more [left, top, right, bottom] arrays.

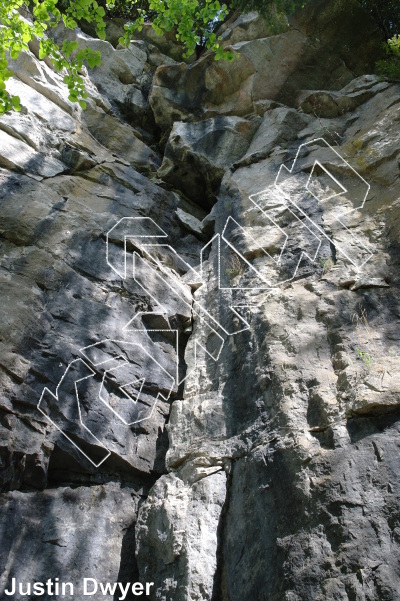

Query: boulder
[[136, 467, 227, 601], [218, 10, 281, 46], [298, 75, 392, 118], [158, 116, 259, 207], [236, 106, 311, 167]]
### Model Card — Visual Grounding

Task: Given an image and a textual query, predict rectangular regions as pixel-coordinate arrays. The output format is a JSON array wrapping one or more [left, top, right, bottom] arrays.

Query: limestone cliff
[[1, 1, 400, 600]]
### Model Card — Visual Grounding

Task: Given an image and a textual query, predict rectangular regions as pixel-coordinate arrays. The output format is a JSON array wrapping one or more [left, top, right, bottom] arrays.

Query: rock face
[[149, 0, 382, 133], [1, 1, 400, 600], [0, 483, 142, 601], [158, 116, 259, 207]]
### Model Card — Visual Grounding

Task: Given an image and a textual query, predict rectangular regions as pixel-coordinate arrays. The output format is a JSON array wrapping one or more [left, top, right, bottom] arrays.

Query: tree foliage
[[0, 0, 108, 113], [357, 0, 400, 39], [119, 0, 232, 59], [0, 0, 232, 114], [1, 0, 400, 115], [226, 0, 308, 18], [357, 1, 400, 83], [376, 34, 400, 82]]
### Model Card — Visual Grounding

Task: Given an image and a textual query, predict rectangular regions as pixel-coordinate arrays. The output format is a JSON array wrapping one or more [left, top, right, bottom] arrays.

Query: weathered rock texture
[[1, 1, 400, 600], [149, 0, 382, 134]]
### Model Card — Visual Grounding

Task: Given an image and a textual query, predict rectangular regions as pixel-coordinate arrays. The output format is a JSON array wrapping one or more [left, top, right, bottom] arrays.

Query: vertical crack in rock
[[210, 460, 233, 601], [113, 522, 141, 601]]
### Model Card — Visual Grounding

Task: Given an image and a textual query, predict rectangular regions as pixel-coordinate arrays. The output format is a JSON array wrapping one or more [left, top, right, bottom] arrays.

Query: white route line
[[80, 339, 175, 426], [37, 359, 111, 468], [39, 138, 372, 467]]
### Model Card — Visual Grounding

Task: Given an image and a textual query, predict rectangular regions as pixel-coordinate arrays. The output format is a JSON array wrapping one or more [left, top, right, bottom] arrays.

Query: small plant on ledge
[[376, 34, 400, 82], [224, 251, 243, 280]]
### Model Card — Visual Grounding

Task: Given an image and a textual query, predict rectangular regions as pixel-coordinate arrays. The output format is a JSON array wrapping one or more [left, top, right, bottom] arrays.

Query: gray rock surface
[[158, 116, 259, 207], [1, 2, 400, 600], [0, 482, 143, 601], [143, 75, 400, 601], [149, 0, 382, 133], [136, 467, 227, 601]]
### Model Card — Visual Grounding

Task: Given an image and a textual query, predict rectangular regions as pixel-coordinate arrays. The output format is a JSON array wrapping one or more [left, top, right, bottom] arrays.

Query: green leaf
[[0, 0, 241, 116]]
